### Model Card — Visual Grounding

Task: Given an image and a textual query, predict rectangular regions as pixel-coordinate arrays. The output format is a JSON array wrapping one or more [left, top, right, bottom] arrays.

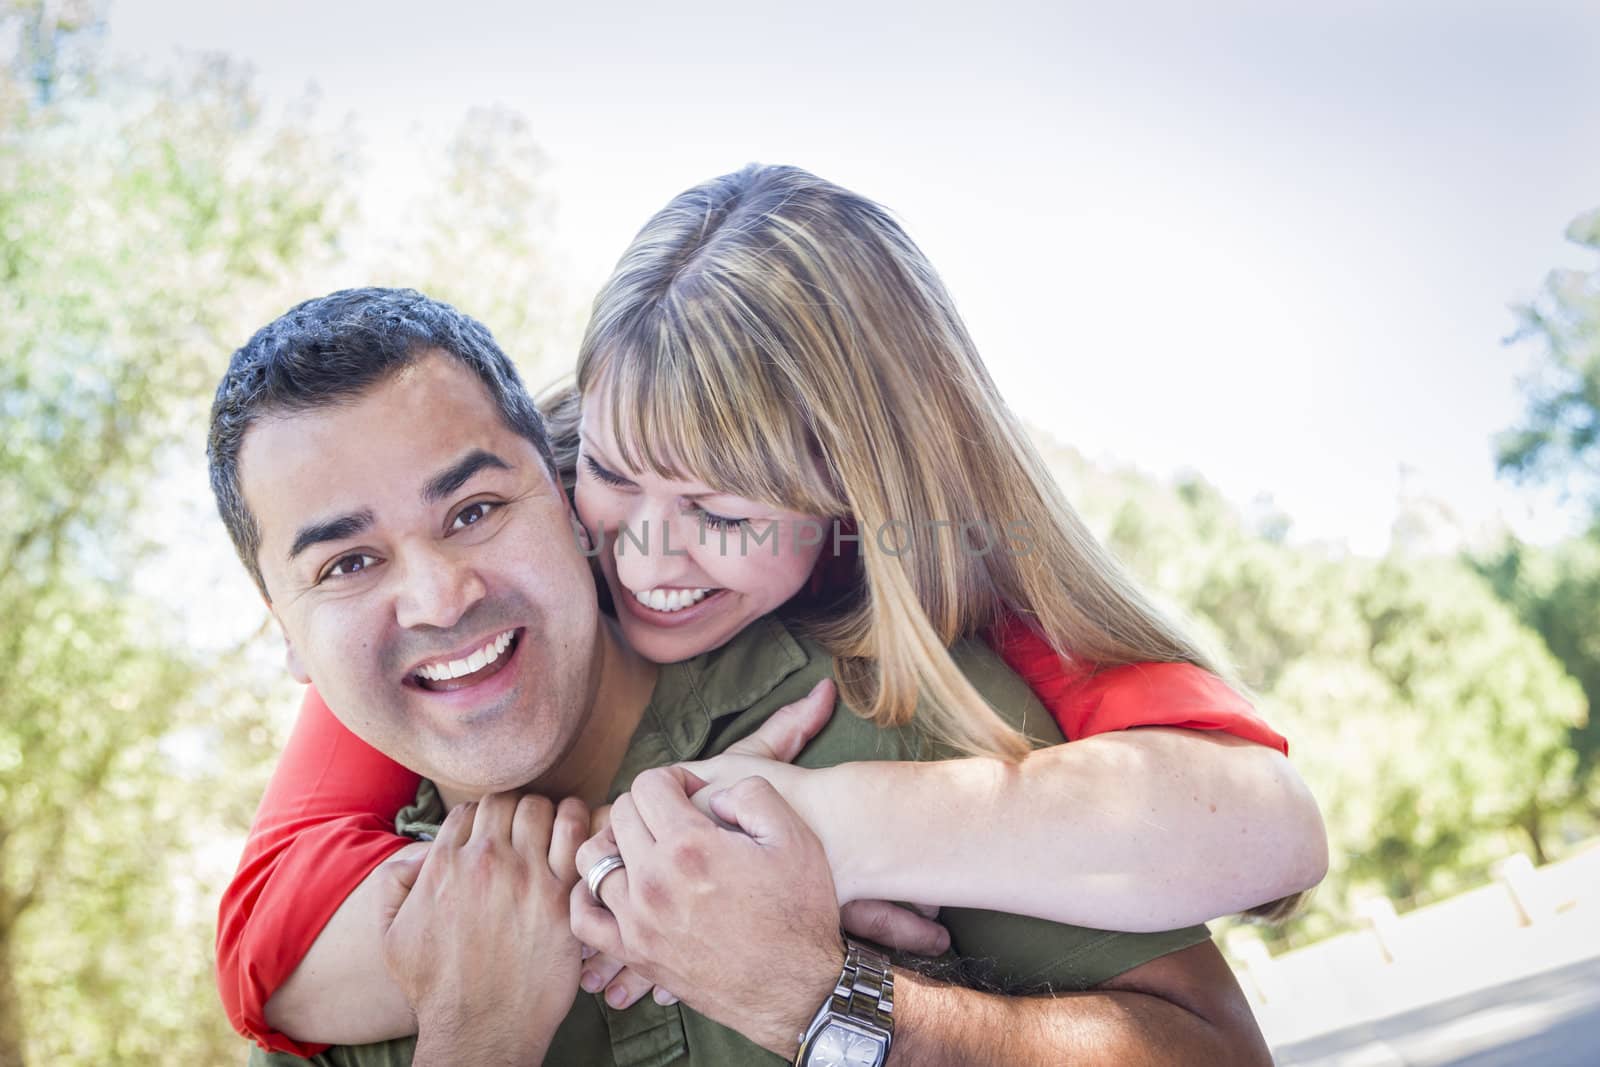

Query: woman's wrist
[[802, 761, 914, 903]]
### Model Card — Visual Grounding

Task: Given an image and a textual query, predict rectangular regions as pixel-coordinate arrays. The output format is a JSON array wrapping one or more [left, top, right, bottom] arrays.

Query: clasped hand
[[378, 792, 590, 1065], [571, 765, 847, 1055]]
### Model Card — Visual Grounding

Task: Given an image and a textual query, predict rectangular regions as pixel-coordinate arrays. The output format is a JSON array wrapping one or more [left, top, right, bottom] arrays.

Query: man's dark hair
[[208, 287, 557, 599]]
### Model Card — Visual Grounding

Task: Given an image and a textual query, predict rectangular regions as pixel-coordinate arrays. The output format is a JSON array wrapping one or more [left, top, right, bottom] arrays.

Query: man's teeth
[[415, 630, 514, 682], [633, 587, 715, 613]]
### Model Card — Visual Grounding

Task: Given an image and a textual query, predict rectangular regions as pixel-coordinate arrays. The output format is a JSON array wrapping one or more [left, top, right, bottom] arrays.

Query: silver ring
[[585, 854, 627, 906]]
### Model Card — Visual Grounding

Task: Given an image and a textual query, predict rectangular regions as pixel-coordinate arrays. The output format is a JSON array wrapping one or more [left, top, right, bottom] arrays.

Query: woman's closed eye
[[583, 453, 633, 489], [691, 504, 749, 530]]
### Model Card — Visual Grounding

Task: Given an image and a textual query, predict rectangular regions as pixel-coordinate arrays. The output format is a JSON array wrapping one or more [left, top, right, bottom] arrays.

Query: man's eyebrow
[[289, 510, 375, 562], [422, 449, 514, 504]]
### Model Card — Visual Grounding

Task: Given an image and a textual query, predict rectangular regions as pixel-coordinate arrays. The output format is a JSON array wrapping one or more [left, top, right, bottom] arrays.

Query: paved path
[[1272, 953, 1600, 1066]]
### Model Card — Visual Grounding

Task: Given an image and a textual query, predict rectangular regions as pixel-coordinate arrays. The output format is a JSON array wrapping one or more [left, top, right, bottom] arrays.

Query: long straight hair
[[566, 164, 1233, 766]]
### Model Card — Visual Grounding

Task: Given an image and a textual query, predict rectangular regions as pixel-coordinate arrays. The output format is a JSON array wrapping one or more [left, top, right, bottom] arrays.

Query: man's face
[[240, 352, 601, 797]]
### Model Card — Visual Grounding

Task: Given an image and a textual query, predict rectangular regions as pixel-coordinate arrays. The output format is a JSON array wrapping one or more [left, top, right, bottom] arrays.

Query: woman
[[220, 164, 1325, 1056]]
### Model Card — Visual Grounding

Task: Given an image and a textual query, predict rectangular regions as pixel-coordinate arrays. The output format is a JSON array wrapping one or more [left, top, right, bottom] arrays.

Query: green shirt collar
[[607, 615, 811, 801]]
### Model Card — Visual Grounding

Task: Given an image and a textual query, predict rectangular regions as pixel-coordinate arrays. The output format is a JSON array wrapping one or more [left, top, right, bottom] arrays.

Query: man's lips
[[406, 628, 523, 692]]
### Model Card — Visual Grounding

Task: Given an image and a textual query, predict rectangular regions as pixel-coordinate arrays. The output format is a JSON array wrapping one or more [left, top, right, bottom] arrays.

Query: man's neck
[[544, 615, 659, 806]]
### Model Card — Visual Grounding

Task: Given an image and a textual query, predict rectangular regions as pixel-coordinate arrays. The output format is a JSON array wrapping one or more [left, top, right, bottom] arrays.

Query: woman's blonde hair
[[568, 164, 1226, 763]]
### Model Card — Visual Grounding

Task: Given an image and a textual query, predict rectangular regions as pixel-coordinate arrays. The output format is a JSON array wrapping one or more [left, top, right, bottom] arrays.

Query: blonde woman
[[219, 165, 1325, 1054]]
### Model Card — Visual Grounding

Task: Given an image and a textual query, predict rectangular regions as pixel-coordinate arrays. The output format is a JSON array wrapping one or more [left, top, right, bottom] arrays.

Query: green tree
[[1476, 538, 1600, 800], [1498, 206, 1600, 516], [0, 4, 349, 1061], [1039, 441, 1588, 938], [1480, 200, 1600, 816]]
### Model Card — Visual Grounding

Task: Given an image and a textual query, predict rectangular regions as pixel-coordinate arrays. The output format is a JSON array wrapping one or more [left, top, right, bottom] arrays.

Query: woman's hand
[[678, 677, 839, 813]]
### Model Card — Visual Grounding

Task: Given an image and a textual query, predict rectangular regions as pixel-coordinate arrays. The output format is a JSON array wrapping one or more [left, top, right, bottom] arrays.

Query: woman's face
[[575, 388, 828, 664]]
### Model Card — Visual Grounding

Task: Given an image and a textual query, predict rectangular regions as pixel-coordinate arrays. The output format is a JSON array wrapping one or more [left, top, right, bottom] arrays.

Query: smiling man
[[210, 287, 1271, 1066], [221, 345, 649, 808]]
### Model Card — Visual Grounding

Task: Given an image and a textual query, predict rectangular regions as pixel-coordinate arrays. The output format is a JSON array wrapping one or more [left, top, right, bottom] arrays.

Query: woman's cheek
[[573, 483, 627, 544], [702, 529, 820, 608]]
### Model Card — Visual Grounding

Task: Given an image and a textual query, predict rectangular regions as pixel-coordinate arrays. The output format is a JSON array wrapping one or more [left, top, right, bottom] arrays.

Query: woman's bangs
[[593, 311, 839, 518]]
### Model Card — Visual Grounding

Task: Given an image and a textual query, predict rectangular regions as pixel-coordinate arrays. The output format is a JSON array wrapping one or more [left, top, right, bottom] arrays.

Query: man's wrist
[[413, 1003, 552, 1067], [794, 940, 897, 1067], [752, 934, 849, 1058]]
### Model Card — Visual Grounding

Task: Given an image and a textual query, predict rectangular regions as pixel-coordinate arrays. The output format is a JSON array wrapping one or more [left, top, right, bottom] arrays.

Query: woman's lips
[[619, 587, 730, 629]]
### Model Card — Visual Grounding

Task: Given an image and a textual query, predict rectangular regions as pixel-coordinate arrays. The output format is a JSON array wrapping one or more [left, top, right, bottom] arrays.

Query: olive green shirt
[[252, 616, 1208, 1067]]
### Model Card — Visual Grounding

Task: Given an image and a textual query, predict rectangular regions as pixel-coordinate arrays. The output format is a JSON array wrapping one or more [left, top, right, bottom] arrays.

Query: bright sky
[[108, 0, 1600, 554]]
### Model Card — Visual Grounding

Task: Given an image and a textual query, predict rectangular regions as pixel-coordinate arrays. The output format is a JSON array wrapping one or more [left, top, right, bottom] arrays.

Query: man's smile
[[408, 628, 523, 692]]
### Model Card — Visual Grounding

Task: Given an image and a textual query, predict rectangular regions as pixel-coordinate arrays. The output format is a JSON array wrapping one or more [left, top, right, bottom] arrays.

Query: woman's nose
[[611, 512, 697, 594]]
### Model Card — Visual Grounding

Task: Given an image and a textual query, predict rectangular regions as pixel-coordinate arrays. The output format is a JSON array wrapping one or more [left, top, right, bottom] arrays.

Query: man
[[210, 287, 1272, 1065]]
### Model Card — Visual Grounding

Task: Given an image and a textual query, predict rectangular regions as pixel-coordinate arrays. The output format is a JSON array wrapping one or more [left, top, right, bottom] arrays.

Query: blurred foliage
[[1497, 206, 1600, 514], [1045, 448, 1591, 947], [4, 1, 1598, 1061], [1474, 200, 1600, 831], [403, 107, 577, 380], [1475, 538, 1600, 793], [0, 0, 353, 1061]]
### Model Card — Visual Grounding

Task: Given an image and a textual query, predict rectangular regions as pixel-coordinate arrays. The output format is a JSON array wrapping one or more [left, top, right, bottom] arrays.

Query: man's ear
[[281, 629, 311, 685], [570, 510, 596, 557], [262, 592, 311, 684]]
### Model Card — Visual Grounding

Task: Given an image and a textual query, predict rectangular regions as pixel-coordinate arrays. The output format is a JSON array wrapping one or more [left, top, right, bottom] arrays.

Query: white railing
[[1225, 842, 1600, 1051]]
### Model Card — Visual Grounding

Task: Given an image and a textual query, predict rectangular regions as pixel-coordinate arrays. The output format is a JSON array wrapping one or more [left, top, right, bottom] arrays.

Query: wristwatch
[[795, 939, 895, 1067]]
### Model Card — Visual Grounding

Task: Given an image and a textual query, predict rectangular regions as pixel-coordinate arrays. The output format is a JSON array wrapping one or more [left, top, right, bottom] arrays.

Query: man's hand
[[379, 792, 588, 1066], [575, 679, 947, 1011], [570, 768, 846, 1057]]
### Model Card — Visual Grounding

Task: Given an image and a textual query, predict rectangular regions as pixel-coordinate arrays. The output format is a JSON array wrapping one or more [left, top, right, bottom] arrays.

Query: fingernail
[[582, 972, 603, 993], [606, 986, 628, 1008]]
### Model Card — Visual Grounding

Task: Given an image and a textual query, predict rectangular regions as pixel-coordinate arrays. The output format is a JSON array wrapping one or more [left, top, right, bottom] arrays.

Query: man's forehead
[[238, 355, 528, 548]]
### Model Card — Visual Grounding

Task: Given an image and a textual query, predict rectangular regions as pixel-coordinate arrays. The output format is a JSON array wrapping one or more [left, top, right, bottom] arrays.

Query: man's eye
[[323, 553, 378, 580], [450, 501, 501, 531]]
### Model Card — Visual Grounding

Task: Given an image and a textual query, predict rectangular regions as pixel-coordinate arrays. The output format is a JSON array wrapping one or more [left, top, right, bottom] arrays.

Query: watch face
[[811, 1021, 886, 1067]]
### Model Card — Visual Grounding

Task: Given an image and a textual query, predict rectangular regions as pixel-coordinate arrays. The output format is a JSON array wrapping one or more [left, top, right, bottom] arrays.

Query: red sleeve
[[215, 687, 422, 1055], [987, 616, 1289, 755]]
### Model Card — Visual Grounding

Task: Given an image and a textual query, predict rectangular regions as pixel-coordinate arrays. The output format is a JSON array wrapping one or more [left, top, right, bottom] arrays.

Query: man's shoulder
[[703, 618, 1062, 768]]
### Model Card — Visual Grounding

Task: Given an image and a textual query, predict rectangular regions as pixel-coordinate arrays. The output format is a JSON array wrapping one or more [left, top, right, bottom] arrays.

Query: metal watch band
[[827, 940, 895, 1033], [795, 938, 896, 1067]]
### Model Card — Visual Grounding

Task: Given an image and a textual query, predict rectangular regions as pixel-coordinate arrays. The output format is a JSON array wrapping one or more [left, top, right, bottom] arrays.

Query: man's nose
[[393, 544, 487, 631], [611, 512, 696, 594]]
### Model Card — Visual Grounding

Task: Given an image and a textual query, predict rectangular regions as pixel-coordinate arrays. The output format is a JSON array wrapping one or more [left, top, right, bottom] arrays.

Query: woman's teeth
[[633, 587, 715, 613], [415, 630, 515, 682]]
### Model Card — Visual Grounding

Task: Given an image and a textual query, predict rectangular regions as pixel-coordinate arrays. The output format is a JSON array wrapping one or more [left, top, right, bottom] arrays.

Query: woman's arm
[[263, 844, 426, 1044], [667, 666, 1325, 931], [803, 726, 1327, 930], [217, 687, 421, 1055]]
